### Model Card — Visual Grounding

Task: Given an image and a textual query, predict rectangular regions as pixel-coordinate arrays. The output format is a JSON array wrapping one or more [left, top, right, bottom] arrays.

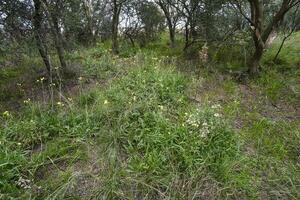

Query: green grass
[[0, 53, 247, 199], [0, 32, 300, 199]]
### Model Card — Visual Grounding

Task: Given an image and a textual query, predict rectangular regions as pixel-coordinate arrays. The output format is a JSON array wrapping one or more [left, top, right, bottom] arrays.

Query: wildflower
[[202, 122, 208, 126], [104, 100, 109, 105], [17, 142, 22, 146], [133, 96, 137, 101], [40, 77, 45, 82], [3, 111, 10, 117], [200, 132, 208, 138], [78, 77, 83, 81], [67, 97, 73, 102], [54, 66, 59, 70], [192, 123, 199, 127], [50, 83, 56, 87], [211, 104, 221, 109], [16, 177, 31, 189], [56, 102, 64, 107], [23, 98, 31, 104], [214, 113, 221, 117], [17, 83, 22, 87], [159, 105, 164, 110]]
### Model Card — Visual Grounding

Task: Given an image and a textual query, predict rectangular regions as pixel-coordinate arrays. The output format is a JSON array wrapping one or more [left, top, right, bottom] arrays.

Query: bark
[[245, 0, 299, 76], [33, 0, 51, 73], [157, 0, 176, 48], [112, 0, 122, 54], [184, 21, 189, 49], [83, 0, 95, 44], [248, 46, 263, 75], [41, 0, 67, 71], [52, 15, 67, 70], [167, 19, 176, 48]]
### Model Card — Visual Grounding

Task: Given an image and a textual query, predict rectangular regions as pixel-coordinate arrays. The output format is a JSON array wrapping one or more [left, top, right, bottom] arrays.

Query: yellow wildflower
[[3, 111, 10, 117], [56, 102, 64, 107]]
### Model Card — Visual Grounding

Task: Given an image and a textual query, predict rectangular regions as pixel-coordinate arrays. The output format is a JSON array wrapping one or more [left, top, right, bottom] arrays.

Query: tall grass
[[0, 53, 246, 199]]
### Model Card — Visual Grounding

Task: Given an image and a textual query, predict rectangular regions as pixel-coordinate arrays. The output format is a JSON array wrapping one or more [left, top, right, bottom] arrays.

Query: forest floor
[[0, 33, 300, 199]]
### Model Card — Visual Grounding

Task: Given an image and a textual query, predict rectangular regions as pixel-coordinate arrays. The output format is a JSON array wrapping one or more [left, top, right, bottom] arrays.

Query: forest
[[0, 0, 300, 199]]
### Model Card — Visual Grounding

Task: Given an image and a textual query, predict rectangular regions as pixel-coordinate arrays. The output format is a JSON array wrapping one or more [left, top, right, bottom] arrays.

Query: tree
[[274, 4, 300, 61], [155, 0, 180, 48], [41, 0, 67, 71], [0, 0, 32, 43], [136, 1, 165, 41], [111, 0, 127, 54], [33, 0, 52, 73], [234, 0, 300, 75], [169, 0, 199, 49]]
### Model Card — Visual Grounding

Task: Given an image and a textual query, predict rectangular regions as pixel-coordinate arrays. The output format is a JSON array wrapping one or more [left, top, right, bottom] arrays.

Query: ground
[[0, 33, 299, 199]]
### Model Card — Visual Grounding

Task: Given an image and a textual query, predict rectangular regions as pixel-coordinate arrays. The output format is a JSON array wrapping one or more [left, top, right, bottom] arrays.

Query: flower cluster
[[23, 98, 31, 104], [56, 102, 65, 107], [185, 106, 223, 138], [36, 77, 46, 83], [16, 177, 31, 189]]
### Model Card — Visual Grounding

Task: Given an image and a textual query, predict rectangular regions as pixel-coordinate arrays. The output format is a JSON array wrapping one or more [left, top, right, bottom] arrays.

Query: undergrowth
[[0, 54, 247, 199], [0, 32, 299, 199]]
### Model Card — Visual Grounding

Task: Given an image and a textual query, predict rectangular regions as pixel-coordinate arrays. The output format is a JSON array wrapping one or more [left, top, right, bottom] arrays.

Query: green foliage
[[0, 54, 244, 199], [1, 32, 300, 199]]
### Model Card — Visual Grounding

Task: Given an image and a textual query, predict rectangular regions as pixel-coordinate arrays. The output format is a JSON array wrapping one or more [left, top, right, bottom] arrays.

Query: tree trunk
[[157, 1, 176, 48], [41, 0, 67, 71], [166, 18, 175, 48], [184, 21, 189, 49], [245, 0, 297, 76], [52, 16, 67, 70], [33, 0, 51, 73], [112, 0, 121, 54], [83, 0, 95, 44], [169, 25, 175, 48], [249, 46, 263, 76]]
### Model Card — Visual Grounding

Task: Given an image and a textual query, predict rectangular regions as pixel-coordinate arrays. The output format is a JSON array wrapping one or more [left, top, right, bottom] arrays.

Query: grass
[[0, 32, 300, 199]]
